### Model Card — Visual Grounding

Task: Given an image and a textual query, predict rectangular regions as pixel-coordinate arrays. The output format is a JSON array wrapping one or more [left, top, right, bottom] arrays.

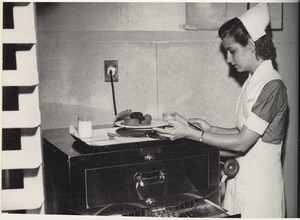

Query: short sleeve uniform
[[247, 80, 288, 144]]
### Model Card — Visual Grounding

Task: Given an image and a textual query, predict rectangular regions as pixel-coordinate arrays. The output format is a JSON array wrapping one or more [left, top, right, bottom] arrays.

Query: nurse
[[153, 3, 287, 218]]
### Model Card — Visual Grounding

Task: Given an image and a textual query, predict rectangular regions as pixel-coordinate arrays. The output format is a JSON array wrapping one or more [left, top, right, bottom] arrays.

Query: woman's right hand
[[188, 118, 212, 132]]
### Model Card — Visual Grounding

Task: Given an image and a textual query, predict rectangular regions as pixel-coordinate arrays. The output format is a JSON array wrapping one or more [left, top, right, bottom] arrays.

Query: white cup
[[162, 111, 177, 122], [78, 116, 92, 138]]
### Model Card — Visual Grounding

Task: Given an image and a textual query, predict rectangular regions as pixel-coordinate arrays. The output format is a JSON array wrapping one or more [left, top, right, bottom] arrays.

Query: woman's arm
[[187, 125, 259, 153], [209, 126, 239, 135], [153, 120, 260, 153], [188, 118, 239, 134]]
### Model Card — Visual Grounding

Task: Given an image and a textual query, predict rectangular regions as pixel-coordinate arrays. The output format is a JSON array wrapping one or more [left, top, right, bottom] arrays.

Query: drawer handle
[[144, 154, 156, 161], [134, 170, 165, 187], [145, 198, 156, 206]]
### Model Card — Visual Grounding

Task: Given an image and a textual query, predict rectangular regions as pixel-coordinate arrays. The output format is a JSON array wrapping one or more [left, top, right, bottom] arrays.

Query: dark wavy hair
[[218, 17, 276, 60]]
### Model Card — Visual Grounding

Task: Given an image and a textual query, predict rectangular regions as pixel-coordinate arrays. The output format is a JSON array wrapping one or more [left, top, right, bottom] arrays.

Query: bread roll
[[130, 112, 144, 122]]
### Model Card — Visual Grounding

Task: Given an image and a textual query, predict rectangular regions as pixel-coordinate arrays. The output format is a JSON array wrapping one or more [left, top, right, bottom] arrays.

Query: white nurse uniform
[[223, 60, 287, 217]]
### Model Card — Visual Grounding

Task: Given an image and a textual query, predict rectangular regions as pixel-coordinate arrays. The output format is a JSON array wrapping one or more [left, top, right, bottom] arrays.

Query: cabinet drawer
[[84, 155, 208, 209]]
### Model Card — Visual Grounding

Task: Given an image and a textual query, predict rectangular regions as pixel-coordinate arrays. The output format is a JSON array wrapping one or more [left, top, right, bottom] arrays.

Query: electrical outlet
[[104, 60, 118, 82]]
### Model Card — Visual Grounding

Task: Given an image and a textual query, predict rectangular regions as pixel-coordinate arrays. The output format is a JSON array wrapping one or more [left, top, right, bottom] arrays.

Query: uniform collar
[[247, 60, 274, 87]]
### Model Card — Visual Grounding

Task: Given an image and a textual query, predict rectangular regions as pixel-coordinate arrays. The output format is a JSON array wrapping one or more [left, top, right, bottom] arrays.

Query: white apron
[[223, 61, 285, 218]]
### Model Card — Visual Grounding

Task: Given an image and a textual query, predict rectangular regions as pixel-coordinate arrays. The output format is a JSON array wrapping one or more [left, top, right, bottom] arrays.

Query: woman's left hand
[[152, 119, 190, 141]]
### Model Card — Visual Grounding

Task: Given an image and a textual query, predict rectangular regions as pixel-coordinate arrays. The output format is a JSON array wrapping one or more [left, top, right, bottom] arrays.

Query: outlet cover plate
[[104, 60, 118, 82]]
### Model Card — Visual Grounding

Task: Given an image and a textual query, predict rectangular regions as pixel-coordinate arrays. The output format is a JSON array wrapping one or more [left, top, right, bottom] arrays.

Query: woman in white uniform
[[153, 3, 287, 218]]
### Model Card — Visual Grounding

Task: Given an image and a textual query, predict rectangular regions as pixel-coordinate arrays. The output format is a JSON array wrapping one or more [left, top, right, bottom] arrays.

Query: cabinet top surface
[[42, 125, 212, 158], [42, 125, 170, 157]]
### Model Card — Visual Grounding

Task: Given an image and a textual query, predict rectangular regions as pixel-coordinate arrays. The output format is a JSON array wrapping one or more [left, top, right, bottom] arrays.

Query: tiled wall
[[38, 38, 245, 129], [39, 39, 239, 128]]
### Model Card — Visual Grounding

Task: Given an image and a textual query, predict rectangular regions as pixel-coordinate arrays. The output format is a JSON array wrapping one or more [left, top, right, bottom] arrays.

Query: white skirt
[[223, 139, 285, 218]]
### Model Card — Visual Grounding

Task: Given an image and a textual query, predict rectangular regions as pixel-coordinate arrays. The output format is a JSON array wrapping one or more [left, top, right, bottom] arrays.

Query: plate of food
[[115, 120, 168, 129], [114, 111, 168, 129]]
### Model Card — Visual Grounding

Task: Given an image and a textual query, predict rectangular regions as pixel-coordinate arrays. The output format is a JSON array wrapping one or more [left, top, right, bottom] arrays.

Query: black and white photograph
[[1, 1, 299, 219]]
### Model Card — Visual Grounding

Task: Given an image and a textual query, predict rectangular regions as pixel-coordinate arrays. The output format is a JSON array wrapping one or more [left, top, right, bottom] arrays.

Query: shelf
[[2, 127, 42, 169], [2, 166, 44, 211], [2, 45, 39, 86], [2, 2, 44, 213], [2, 111, 41, 129], [2, 3, 36, 44], [2, 86, 41, 128]]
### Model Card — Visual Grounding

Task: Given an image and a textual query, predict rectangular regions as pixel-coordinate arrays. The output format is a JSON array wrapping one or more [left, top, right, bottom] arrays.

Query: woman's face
[[222, 36, 255, 73]]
